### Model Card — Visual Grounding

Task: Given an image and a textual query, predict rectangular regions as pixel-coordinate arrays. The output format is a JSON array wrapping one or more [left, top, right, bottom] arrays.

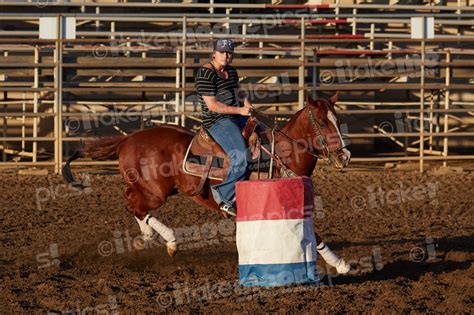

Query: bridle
[[252, 102, 349, 165], [306, 103, 349, 164]]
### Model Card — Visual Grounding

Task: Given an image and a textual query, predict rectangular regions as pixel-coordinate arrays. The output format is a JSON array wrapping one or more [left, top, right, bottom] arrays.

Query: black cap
[[214, 39, 235, 53]]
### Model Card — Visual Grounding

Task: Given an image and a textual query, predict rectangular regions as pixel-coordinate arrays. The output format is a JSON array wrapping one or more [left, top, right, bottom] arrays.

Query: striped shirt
[[195, 64, 241, 129]]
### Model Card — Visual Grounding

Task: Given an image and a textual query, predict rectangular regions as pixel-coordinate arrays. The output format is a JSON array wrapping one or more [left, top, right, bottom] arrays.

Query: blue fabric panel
[[239, 261, 317, 287]]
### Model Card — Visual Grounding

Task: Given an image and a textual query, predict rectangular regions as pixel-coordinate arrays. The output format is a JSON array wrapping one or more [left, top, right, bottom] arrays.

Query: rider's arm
[[203, 96, 249, 116], [236, 78, 254, 114]]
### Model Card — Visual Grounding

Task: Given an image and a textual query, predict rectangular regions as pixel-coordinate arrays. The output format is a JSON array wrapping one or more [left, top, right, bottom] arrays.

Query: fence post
[[352, 8, 357, 35], [2, 49, 7, 162], [298, 17, 305, 110], [175, 48, 181, 126], [419, 37, 425, 173], [181, 16, 187, 128], [33, 46, 39, 163], [312, 49, 317, 100], [443, 50, 451, 167], [54, 15, 64, 174]]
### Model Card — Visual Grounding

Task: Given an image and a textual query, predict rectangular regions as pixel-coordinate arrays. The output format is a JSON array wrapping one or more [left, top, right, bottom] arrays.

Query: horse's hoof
[[166, 241, 178, 257], [336, 259, 351, 274], [133, 238, 146, 250]]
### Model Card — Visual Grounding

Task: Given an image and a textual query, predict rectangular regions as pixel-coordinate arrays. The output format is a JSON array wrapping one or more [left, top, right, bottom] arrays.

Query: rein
[[251, 107, 331, 162]]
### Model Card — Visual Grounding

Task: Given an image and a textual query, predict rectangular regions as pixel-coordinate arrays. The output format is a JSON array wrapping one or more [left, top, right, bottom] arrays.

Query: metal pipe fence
[[0, 9, 472, 172]]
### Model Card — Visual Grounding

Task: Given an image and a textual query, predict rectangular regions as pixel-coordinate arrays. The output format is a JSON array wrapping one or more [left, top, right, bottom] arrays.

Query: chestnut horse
[[64, 94, 352, 273]]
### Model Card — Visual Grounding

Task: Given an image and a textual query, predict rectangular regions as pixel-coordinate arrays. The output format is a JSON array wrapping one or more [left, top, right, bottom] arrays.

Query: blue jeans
[[208, 117, 249, 206]]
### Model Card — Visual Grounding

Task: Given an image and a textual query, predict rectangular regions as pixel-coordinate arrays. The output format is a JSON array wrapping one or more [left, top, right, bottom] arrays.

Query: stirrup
[[220, 203, 236, 217]]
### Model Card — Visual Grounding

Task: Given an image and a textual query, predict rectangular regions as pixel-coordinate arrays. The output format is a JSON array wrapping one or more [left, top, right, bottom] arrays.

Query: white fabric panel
[[237, 218, 316, 265]]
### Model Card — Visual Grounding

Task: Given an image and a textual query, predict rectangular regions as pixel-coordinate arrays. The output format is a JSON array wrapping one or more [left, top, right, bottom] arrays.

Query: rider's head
[[211, 39, 234, 67]]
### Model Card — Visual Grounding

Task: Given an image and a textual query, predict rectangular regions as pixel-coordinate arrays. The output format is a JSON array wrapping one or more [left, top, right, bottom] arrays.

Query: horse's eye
[[319, 122, 325, 128]]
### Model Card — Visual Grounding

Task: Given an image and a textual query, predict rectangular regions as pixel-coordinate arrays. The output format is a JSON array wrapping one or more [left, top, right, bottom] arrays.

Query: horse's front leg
[[135, 215, 154, 242], [315, 231, 351, 274]]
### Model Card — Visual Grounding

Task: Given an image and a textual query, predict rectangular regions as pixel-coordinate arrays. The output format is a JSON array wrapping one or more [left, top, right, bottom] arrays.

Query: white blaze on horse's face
[[327, 110, 351, 168]]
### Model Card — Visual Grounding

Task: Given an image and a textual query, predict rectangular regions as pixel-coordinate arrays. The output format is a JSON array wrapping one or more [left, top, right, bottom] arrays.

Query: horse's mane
[[284, 99, 331, 128]]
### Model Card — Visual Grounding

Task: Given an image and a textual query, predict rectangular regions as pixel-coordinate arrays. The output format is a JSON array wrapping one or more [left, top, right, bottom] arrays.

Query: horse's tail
[[63, 136, 127, 189]]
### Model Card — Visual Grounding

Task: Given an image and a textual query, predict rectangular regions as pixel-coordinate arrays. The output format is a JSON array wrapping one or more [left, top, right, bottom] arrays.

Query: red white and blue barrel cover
[[235, 176, 317, 286]]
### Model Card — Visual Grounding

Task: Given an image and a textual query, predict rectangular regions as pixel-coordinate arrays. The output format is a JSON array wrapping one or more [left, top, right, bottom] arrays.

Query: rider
[[195, 38, 253, 217]]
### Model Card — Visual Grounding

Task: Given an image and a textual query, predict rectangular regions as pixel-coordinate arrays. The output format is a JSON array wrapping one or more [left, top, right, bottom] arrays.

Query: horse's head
[[306, 93, 351, 169]]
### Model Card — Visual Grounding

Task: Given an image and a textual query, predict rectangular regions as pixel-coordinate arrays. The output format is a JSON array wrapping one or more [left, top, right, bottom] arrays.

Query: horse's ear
[[329, 91, 339, 105], [306, 96, 315, 107]]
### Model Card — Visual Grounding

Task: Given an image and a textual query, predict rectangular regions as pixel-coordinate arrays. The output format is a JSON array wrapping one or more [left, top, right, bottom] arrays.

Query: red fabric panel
[[236, 176, 314, 222]]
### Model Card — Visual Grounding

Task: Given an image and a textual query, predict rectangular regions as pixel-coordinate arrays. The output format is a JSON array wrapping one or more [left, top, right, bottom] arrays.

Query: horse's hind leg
[[134, 215, 153, 242], [124, 186, 178, 257]]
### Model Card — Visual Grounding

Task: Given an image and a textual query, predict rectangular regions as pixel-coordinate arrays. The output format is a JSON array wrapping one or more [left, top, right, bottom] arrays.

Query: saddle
[[183, 117, 269, 196]]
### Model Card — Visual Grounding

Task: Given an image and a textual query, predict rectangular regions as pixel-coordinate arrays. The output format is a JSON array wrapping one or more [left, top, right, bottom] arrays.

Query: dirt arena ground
[[0, 166, 472, 313]]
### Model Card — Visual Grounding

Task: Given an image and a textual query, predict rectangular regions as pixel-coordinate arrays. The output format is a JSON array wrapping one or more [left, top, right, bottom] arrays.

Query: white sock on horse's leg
[[317, 242, 340, 266], [317, 242, 351, 274], [145, 215, 176, 244], [135, 216, 153, 241]]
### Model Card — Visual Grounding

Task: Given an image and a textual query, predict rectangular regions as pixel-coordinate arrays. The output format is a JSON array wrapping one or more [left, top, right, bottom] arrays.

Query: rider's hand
[[239, 103, 252, 116]]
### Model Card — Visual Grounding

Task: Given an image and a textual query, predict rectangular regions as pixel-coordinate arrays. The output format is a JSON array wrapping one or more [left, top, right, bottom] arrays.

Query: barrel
[[235, 176, 318, 286]]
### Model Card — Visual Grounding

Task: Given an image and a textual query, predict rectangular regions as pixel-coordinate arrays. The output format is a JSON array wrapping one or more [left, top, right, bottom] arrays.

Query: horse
[[63, 93, 353, 274]]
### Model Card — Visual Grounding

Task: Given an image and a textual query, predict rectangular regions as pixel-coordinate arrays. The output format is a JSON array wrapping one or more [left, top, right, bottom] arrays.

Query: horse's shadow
[[327, 259, 470, 286], [328, 234, 474, 253], [323, 234, 473, 286]]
